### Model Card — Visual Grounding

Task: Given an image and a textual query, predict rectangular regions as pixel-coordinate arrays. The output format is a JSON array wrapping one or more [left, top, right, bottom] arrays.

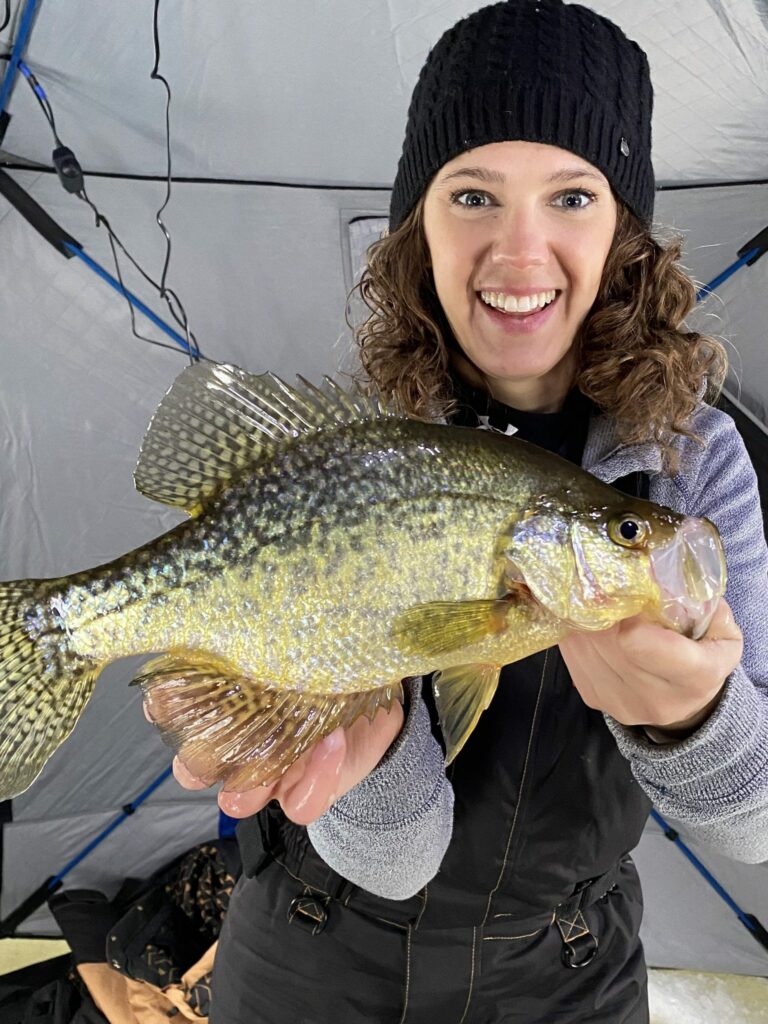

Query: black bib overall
[[210, 394, 653, 1024]]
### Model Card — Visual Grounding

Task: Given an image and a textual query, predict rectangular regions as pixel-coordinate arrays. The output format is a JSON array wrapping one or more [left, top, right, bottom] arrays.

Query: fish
[[0, 362, 727, 800]]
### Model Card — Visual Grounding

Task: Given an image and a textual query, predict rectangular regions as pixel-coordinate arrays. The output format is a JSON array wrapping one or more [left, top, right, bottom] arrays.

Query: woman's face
[[422, 141, 618, 411]]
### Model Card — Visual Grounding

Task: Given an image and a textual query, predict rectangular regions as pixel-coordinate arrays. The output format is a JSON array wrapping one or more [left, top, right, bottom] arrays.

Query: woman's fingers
[[218, 728, 346, 823], [279, 728, 346, 825], [161, 697, 405, 823], [172, 755, 208, 790]]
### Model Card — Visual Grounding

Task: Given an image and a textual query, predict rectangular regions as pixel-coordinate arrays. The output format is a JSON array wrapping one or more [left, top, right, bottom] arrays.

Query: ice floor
[[0, 937, 70, 974], [1, 942, 767, 1020], [649, 969, 768, 1023]]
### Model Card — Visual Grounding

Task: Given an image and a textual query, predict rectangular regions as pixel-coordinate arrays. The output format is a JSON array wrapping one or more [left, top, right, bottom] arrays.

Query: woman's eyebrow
[[545, 168, 608, 186], [437, 165, 608, 186], [439, 166, 506, 185]]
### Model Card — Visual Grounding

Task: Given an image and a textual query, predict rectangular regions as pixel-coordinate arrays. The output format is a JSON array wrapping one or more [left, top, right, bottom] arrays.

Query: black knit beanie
[[389, 0, 655, 230]]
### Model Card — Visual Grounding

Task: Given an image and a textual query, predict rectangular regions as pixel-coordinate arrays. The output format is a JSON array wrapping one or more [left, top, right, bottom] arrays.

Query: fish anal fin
[[432, 663, 501, 764], [134, 650, 403, 790], [392, 599, 511, 658]]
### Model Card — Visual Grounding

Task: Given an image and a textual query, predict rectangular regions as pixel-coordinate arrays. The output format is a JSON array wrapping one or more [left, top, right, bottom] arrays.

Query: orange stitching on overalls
[[272, 854, 331, 897], [482, 923, 549, 941], [481, 651, 549, 927], [457, 926, 478, 1024], [397, 923, 413, 1024], [414, 885, 428, 930]]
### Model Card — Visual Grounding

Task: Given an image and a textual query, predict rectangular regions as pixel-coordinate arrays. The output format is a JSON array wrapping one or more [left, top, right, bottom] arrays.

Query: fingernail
[[219, 792, 241, 815]]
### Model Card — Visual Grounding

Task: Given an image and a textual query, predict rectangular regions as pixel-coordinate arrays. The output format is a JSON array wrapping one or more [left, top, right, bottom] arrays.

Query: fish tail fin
[[0, 580, 99, 799]]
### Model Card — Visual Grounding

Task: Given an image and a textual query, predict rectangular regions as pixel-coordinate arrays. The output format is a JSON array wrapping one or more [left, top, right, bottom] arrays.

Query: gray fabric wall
[[0, 0, 766, 971]]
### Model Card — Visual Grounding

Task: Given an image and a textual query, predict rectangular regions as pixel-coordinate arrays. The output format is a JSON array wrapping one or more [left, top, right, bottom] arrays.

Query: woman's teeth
[[480, 289, 557, 314]]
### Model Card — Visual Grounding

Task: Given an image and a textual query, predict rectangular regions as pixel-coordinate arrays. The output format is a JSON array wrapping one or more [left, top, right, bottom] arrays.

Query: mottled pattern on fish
[[0, 364, 726, 799], [37, 421, 581, 689]]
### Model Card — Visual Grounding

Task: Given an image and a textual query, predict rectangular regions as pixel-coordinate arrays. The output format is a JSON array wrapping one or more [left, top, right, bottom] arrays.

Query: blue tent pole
[[655, 224, 768, 960], [0, 0, 40, 118], [695, 223, 768, 303], [48, 766, 174, 887], [0, 766, 174, 936], [0, 170, 198, 357], [650, 810, 768, 955], [696, 246, 760, 303], [62, 242, 196, 356]]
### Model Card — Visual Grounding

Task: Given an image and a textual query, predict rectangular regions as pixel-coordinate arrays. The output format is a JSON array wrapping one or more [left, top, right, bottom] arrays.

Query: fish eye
[[608, 515, 648, 548]]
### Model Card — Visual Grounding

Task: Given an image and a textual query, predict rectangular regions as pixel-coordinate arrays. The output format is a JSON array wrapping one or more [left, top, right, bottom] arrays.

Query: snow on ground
[[649, 968, 768, 1023], [0, 937, 70, 974]]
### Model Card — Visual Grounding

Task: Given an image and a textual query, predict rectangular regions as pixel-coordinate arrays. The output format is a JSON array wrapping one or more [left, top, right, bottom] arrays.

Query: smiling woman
[[422, 142, 618, 411], [204, 3, 768, 1023], [358, 153, 726, 468]]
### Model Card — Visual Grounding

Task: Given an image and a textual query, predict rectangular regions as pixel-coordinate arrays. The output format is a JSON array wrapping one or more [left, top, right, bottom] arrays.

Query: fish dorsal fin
[[432, 664, 501, 763], [134, 362, 397, 515]]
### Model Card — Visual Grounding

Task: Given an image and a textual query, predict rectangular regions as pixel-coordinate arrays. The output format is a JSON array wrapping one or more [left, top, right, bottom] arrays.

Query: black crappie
[[0, 363, 726, 798]]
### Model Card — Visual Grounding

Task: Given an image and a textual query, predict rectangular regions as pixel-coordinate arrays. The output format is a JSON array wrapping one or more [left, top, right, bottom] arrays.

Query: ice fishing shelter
[[0, 0, 767, 978]]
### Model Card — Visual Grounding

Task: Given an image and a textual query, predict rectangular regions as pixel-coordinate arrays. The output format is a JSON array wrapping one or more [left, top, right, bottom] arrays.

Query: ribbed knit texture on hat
[[389, 0, 654, 229]]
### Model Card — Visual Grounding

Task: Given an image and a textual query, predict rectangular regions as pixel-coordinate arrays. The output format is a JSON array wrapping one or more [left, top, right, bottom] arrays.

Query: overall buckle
[[555, 909, 599, 968], [287, 893, 329, 935]]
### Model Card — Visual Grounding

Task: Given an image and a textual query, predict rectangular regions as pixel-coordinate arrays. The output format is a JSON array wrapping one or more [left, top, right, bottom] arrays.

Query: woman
[[196, 2, 768, 1021]]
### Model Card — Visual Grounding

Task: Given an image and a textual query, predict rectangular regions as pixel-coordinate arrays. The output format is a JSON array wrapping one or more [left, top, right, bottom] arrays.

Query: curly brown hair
[[351, 197, 727, 471]]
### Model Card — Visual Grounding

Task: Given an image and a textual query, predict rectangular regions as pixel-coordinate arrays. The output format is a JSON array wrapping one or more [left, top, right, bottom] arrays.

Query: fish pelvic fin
[[134, 649, 404, 791], [0, 581, 99, 799], [432, 664, 502, 764], [134, 362, 401, 515], [391, 599, 512, 657]]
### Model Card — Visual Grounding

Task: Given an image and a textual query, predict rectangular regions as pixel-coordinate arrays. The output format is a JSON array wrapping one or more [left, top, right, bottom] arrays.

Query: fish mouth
[[649, 517, 726, 639]]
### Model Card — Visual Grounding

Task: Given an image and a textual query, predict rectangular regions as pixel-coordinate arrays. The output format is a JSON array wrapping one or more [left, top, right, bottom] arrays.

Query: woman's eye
[[449, 189, 493, 208], [552, 189, 596, 210]]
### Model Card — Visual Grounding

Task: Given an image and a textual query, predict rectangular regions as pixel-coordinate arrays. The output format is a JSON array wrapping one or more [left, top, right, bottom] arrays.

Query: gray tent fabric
[[0, 0, 767, 979]]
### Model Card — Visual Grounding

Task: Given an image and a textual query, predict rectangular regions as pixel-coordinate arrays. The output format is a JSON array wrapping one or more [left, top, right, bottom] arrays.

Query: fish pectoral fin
[[432, 664, 502, 764], [133, 650, 404, 791], [133, 362, 399, 515], [391, 599, 511, 657]]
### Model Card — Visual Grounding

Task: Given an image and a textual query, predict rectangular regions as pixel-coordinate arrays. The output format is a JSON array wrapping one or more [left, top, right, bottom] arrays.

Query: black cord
[[2, 46, 203, 362], [0, 0, 10, 35], [17, 60, 63, 146], [150, 0, 196, 366], [77, 185, 206, 359]]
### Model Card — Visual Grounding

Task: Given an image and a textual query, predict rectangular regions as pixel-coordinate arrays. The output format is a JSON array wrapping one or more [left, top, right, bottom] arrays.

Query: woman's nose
[[489, 210, 550, 270]]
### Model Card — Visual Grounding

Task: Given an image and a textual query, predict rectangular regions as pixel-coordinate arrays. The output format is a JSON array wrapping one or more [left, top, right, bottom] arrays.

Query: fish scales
[[0, 363, 727, 797], [49, 420, 551, 687]]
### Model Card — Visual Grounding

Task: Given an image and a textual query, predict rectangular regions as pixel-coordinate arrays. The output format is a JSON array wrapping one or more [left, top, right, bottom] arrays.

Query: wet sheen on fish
[[0, 363, 726, 799]]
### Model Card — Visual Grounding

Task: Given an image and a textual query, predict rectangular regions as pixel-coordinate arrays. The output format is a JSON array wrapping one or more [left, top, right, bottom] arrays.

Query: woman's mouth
[[477, 290, 561, 333]]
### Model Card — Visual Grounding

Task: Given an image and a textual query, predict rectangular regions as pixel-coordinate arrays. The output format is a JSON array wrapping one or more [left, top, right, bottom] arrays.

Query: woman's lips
[[478, 291, 561, 334]]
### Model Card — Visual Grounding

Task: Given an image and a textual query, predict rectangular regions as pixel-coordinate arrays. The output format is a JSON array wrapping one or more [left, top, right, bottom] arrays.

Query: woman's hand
[[558, 598, 743, 736], [147, 701, 405, 825]]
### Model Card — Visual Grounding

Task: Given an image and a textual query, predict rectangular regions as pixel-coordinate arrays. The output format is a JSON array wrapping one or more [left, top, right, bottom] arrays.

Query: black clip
[[52, 146, 84, 194], [288, 894, 329, 936], [555, 909, 598, 969]]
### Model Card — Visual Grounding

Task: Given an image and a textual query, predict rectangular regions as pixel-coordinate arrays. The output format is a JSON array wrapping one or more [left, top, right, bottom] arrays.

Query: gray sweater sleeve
[[604, 407, 768, 863], [307, 678, 454, 899]]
